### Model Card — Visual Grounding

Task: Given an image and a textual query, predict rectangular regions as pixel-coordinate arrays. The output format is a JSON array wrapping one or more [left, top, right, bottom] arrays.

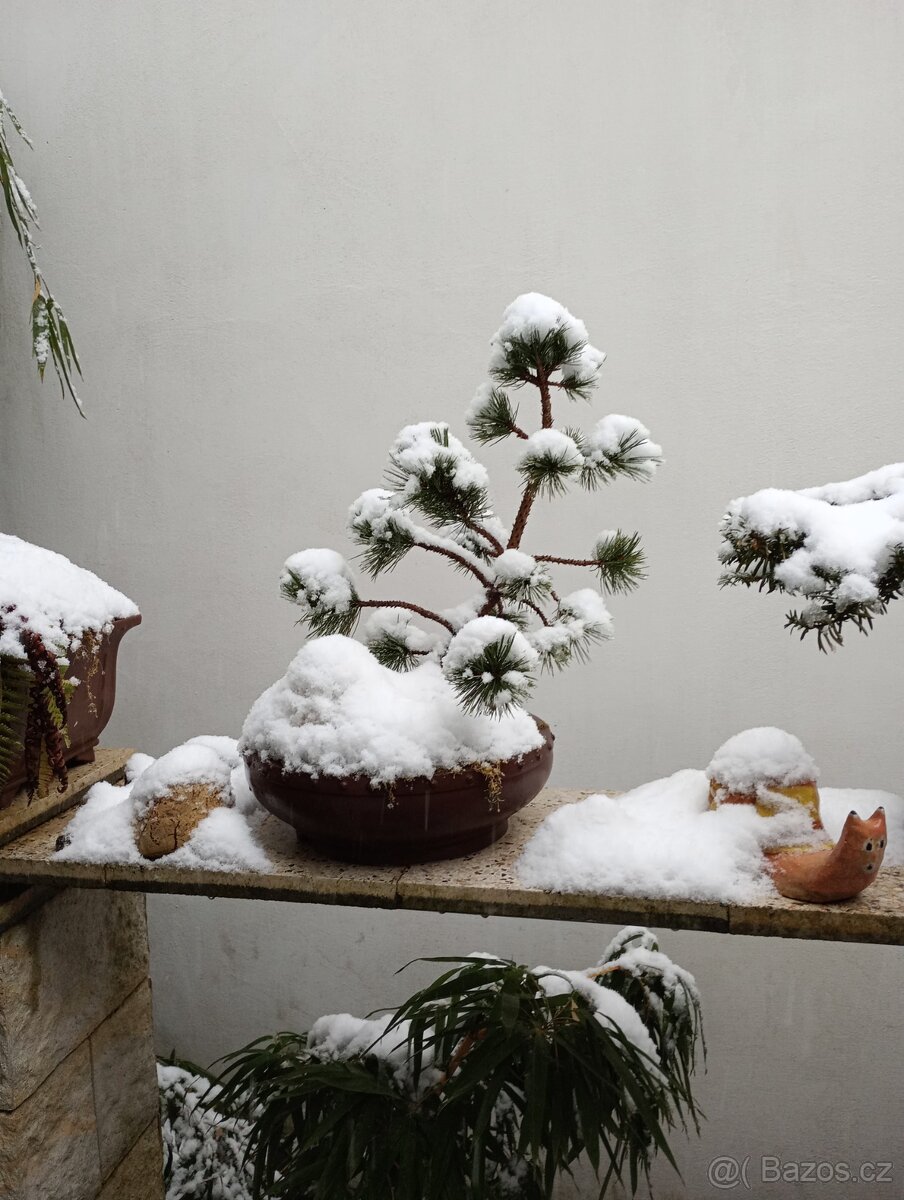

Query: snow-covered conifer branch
[[536, 530, 647, 595], [465, 384, 528, 445], [718, 463, 904, 650], [348, 489, 498, 590], [517, 429, 584, 498], [441, 617, 538, 715], [527, 589, 613, 672], [280, 550, 361, 637]]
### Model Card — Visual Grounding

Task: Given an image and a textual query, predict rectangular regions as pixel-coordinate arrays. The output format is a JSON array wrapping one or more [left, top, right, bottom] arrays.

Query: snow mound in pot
[[239, 635, 545, 785]]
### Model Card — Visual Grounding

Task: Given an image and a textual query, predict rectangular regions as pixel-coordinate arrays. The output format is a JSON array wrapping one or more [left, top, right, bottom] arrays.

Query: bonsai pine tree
[[281, 294, 662, 716], [719, 462, 904, 649]]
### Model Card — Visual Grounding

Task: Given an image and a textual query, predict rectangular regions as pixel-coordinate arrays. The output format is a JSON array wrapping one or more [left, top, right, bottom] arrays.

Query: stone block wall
[[0, 886, 163, 1200]]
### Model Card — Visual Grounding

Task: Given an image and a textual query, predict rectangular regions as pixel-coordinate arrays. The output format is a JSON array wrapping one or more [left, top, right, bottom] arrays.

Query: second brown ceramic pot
[[0, 613, 141, 808], [245, 716, 554, 864]]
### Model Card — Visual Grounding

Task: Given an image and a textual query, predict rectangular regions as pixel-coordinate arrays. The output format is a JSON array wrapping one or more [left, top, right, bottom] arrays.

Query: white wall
[[2, 3, 903, 1195]]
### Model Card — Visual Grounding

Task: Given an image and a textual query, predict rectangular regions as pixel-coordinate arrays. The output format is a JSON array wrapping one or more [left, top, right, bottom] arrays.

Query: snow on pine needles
[[719, 462, 904, 649]]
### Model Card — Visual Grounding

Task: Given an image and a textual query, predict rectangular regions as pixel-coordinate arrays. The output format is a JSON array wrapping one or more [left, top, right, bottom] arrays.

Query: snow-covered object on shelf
[[0, 534, 141, 805], [0, 533, 138, 659], [719, 462, 904, 647], [131, 739, 240, 859], [770, 807, 888, 904], [56, 737, 269, 872], [240, 635, 544, 786], [518, 730, 903, 905], [707, 727, 819, 800]]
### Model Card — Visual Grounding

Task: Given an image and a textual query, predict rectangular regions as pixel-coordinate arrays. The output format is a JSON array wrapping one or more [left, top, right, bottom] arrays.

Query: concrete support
[[0, 885, 162, 1200]]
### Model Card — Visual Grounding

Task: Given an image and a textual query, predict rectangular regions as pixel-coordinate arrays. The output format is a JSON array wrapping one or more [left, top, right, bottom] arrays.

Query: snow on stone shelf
[[0, 533, 138, 659], [240, 635, 544, 785], [56, 736, 270, 872], [518, 763, 904, 905]]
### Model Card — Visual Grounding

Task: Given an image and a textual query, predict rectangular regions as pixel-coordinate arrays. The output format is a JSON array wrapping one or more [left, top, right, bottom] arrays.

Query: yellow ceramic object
[[708, 779, 830, 856]]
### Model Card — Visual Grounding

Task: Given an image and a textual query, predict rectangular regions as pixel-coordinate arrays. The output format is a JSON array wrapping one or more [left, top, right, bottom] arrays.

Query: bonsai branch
[[417, 541, 497, 589], [535, 555, 594, 567], [507, 484, 537, 550], [536, 364, 553, 428], [463, 518, 505, 556]]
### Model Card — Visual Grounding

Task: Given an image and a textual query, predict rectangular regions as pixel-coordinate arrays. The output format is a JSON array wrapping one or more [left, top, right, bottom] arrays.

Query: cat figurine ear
[[770, 808, 887, 903]]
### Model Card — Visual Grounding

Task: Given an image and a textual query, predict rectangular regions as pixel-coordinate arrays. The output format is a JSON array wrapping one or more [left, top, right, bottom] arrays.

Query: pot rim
[[244, 714, 553, 797]]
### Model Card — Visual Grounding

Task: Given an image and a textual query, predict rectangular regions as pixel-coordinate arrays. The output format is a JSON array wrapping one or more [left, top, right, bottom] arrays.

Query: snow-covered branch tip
[[280, 294, 661, 715], [718, 462, 904, 650], [0, 88, 84, 415]]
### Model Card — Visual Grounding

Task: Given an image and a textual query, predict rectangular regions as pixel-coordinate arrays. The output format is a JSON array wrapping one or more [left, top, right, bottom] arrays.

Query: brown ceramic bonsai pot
[[245, 716, 554, 864], [0, 613, 141, 809]]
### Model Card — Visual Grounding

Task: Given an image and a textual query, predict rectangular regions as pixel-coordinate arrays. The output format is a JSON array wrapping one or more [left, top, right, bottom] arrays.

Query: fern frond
[[0, 656, 31, 789]]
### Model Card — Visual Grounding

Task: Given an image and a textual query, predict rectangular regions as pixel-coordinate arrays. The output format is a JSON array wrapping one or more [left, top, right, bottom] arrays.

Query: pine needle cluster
[[719, 490, 904, 651]]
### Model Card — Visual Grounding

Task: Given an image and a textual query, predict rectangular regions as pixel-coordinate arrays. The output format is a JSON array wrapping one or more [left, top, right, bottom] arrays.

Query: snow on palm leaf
[[281, 294, 661, 716], [719, 463, 904, 649]]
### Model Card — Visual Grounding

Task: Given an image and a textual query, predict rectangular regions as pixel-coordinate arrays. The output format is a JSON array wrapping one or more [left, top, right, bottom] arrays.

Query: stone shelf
[[0, 750, 901, 945]]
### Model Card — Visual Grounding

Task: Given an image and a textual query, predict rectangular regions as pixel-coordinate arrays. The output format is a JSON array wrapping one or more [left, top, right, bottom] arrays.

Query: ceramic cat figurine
[[769, 808, 887, 903]]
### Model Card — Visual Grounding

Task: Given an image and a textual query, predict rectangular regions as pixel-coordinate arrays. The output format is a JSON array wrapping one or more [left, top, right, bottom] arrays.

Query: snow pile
[[0, 533, 138, 659], [442, 616, 538, 674], [517, 764, 904, 904], [519, 772, 788, 903], [492, 549, 542, 585], [56, 737, 269, 872], [488, 293, 606, 386], [362, 606, 444, 654], [159, 1062, 260, 1200], [600, 927, 700, 1015], [240, 635, 544, 784], [707, 727, 819, 797], [721, 464, 904, 609], [307, 1011, 441, 1099]]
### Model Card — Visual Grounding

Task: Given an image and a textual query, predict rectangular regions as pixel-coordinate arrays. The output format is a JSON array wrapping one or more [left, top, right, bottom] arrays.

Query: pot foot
[[297, 820, 511, 866]]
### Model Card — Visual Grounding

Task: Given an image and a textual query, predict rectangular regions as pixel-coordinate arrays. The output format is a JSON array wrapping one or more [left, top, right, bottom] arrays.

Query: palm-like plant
[[213, 928, 703, 1199]]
